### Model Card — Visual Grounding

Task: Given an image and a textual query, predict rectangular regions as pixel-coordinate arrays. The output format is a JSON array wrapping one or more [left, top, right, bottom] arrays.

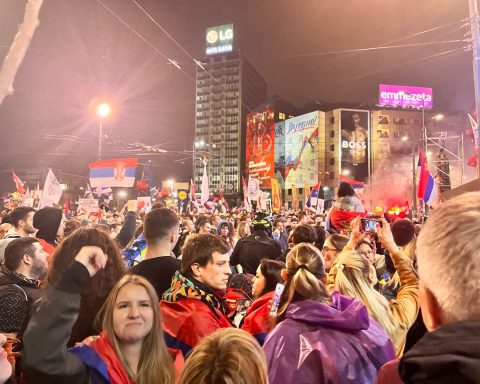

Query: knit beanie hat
[[390, 219, 415, 247], [33, 207, 63, 245]]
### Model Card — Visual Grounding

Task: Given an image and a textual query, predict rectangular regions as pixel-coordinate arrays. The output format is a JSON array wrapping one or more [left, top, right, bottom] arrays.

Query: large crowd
[[0, 181, 479, 383]]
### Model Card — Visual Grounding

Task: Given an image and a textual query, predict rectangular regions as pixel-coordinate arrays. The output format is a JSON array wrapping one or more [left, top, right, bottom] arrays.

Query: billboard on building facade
[[284, 111, 320, 189], [340, 110, 370, 183], [245, 107, 275, 189], [206, 24, 234, 55], [379, 84, 433, 109]]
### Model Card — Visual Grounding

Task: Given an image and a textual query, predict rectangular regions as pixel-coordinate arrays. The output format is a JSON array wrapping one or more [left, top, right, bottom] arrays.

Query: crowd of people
[[0, 182, 479, 383]]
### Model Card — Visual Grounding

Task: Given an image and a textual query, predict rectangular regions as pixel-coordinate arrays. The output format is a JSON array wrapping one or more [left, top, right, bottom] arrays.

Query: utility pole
[[469, 0, 480, 178]]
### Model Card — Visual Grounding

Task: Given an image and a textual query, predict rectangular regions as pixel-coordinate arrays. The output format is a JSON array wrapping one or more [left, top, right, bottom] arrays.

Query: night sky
[[0, 0, 473, 191]]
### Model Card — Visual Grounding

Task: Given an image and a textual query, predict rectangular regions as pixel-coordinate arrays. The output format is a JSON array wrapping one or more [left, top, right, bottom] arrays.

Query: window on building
[[329, 158, 335, 166], [298, 188, 303, 194], [330, 144, 335, 151], [330, 130, 335, 138], [287, 189, 292, 196], [329, 172, 335, 180], [279, 112, 285, 120], [330, 116, 335, 124]]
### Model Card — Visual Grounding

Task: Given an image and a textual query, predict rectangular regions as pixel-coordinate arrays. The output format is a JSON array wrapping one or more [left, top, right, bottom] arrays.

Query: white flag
[[42, 168, 63, 205], [200, 159, 209, 205]]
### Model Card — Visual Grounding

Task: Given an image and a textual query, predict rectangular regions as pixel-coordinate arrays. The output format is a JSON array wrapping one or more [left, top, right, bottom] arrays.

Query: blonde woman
[[179, 328, 268, 384], [327, 216, 419, 357], [24, 246, 175, 384], [236, 220, 251, 239], [263, 243, 395, 384]]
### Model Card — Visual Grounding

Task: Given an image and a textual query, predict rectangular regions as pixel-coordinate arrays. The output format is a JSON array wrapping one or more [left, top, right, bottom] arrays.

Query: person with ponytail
[[263, 243, 395, 384], [328, 216, 419, 357]]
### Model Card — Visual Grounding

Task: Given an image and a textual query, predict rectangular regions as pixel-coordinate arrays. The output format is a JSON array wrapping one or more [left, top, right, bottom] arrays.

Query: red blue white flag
[[417, 150, 438, 207], [89, 158, 138, 188]]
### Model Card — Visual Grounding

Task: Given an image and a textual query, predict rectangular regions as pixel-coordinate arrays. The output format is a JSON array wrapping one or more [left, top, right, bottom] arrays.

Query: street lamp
[[96, 102, 111, 160]]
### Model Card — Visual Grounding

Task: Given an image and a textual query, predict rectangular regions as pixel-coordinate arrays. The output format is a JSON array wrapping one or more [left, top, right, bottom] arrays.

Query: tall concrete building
[[193, 49, 267, 196]]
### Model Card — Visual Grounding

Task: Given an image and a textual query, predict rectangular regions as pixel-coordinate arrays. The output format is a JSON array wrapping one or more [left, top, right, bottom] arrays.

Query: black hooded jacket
[[400, 319, 480, 383], [33, 207, 62, 246]]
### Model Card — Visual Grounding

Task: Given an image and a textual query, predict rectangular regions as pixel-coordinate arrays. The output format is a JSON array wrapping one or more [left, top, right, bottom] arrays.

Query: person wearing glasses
[[321, 233, 349, 272]]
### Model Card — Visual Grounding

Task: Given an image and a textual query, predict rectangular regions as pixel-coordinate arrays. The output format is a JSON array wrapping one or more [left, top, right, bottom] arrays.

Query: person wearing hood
[[263, 243, 395, 384], [33, 207, 65, 259], [376, 192, 480, 384]]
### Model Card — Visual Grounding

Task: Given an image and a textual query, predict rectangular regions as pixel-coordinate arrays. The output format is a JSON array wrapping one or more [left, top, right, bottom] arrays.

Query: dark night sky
[[0, 0, 474, 190]]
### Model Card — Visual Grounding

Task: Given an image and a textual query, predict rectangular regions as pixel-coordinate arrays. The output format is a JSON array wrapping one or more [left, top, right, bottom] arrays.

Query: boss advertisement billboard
[[284, 111, 320, 189], [206, 24, 234, 55], [245, 107, 275, 189], [340, 109, 370, 183]]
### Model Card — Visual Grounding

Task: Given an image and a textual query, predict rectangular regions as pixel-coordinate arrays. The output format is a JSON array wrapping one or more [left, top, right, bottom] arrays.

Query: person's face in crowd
[[194, 252, 231, 290], [314, 216, 323, 225], [357, 243, 375, 265], [220, 224, 229, 237], [252, 265, 266, 298], [322, 238, 339, 271], [291, 219, 298, 227], [0, 333, 12, 384], [21, 211, 37, 235], [113, 283, 154, 346], [199, 222, 213, 235], [185, 220, 195, 233], [275, 221, 285, 232], [30, 242, 49, 279]]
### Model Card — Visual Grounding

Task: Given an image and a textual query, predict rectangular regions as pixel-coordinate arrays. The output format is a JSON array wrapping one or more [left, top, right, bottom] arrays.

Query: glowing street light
[[342, 169, 350, 176], [432, 113, 444, 121], [97, 102, 111, 118], [96, 102, 111, 160]]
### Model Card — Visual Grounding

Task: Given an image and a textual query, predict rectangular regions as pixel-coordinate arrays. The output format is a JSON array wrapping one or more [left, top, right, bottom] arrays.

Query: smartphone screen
[[362, 219, 378, 232], [269, 283, 285, 317]]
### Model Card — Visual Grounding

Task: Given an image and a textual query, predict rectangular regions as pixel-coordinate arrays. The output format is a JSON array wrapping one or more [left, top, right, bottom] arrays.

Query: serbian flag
[[417, 150, 438, 206], [89, 158, 138, 188], [12, 171, 25, 195], [306, 183, 320, 209], [339, 175, 364, 189]]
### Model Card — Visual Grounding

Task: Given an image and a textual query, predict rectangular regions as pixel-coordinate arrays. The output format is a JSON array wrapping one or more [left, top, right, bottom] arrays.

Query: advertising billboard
[[206, 24, 234, 55], [284, 111, 320, 189], [379, 84, 433, 109], [245, 107, 275, 188], [340, 110, 370, 183]]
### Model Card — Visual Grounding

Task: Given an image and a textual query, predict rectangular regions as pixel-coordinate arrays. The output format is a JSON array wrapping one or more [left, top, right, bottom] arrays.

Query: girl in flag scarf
[[23, 246, 177, 384], [329, 181, 366, 232]]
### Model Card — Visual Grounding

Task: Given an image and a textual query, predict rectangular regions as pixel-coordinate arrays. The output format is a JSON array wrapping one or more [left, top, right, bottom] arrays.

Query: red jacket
[[241, 291, 274, 345], [160, 298, 231, 356]]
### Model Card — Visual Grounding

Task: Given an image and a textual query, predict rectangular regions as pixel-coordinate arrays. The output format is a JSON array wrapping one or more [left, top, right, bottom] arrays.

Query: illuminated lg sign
[[206, 24, 234, 55], [379, 84, 433, 109]]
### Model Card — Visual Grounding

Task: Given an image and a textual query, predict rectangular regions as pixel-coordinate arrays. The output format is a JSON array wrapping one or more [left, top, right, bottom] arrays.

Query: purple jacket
[[263, 292, 395, 384]]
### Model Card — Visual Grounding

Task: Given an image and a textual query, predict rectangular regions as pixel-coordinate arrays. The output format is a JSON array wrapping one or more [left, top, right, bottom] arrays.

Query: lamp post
[[96, 102, 111, 160]]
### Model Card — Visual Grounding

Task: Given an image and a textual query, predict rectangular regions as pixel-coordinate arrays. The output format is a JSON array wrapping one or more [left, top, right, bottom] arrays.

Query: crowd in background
[[0, 182, 478, 383]]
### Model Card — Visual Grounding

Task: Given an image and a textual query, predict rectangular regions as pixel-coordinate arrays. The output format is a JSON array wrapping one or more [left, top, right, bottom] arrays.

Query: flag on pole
[[22, 187, 33, 207], [12, 171, 25, 195], [42, 168, 63, 205], [306, 183, 320, 209], [417, 150, 439, 206], [89, 158, 138, 188], [200, 157, 209, 205]]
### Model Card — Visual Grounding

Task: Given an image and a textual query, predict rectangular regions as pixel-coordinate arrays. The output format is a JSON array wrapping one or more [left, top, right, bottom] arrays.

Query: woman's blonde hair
[[236, 221, 250, 238], [277, 243, 330, 322], [331, 250, 400, 350], [98, 274, 174, 384], [179, 328, 268, 384]]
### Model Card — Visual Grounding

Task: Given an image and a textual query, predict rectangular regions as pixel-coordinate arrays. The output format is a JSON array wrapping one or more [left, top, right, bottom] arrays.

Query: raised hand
[[74, 246, 108, 277]]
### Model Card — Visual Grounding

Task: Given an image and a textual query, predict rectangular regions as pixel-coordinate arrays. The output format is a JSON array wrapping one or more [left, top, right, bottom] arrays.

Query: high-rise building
[[193, 51, 267, 195]]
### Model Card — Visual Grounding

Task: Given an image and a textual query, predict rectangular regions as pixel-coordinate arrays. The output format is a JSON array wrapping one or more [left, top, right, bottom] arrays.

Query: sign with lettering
[[206, 24, 234, 55], [379, 84, 433, 109]]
